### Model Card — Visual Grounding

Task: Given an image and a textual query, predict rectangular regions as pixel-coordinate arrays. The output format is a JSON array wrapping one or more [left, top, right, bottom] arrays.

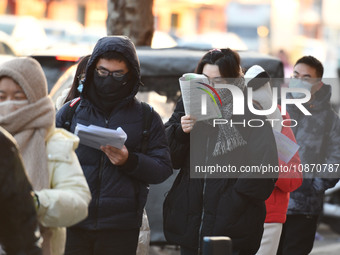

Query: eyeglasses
[[210, 77, 226, 84], [77, 73, 85, 83], [95, 68, 126, 78], [204, 76, 230, 86]]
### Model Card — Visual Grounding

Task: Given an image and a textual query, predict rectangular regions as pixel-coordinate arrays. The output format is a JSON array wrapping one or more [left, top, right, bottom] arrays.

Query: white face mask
[[288, 78, 314, 99], [0, 100, 29, 116]]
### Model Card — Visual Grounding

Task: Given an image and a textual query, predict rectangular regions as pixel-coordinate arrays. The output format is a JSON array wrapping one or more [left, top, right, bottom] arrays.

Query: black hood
[[82, 36, 142, 100]]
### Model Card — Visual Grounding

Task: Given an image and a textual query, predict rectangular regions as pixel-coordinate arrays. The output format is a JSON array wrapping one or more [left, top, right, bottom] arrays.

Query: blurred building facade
[[154, 0, 228, 37], [0, 0, 106, 27], [0, 0, 339, 72]]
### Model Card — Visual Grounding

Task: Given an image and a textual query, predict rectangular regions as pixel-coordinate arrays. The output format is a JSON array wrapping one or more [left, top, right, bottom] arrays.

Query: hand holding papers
[[75, 123, 127, 150], [179, 73, 222, 121]]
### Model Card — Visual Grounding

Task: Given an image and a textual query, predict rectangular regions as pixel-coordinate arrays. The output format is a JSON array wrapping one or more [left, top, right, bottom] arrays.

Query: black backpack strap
[[141, 102, 153, 154], [62, 97, 81, 131]]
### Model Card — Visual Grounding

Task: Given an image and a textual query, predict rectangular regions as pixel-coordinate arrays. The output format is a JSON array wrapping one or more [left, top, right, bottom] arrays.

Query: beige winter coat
[[35, 128, 91, 255]]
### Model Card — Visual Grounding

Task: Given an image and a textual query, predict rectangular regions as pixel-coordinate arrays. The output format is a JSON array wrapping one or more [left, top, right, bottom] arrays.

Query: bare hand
[[181, 115, 196, 133], [101, 145, 129, 165]]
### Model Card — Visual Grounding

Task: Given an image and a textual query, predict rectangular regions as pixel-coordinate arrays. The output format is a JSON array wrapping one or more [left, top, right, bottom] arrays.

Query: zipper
[[94, 154, 104, 229], [94, 118, 109, 229], [198, 174, 207, 254], [198, 136, 210, 254]]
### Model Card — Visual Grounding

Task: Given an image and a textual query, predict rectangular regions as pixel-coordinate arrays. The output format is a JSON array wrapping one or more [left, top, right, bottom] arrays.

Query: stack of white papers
[[75, 123, 127, 150]]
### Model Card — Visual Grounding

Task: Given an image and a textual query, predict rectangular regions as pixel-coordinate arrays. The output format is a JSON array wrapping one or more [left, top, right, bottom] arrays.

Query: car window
[[0, 42, 15, 55], [0, 23, 15, 36]]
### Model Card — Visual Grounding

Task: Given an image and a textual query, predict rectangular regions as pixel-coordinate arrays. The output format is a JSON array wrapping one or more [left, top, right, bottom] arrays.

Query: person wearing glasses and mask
[[277, 56, 340, 255], [56, 36, 173, 255]]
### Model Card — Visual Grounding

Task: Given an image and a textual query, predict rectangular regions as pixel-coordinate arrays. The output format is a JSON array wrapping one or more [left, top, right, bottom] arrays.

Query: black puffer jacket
[[0, 127, 41, 255], [163, 98, 278, 254], [56, 36, 173, 230]]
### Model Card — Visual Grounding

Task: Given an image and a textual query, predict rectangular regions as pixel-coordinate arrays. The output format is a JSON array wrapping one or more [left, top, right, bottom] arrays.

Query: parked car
[[0, 15, 48, 55], [49, 47, 284, 244], [0, 31, 17, 56], [30, 44, 93, 92], [177, 32, 248, 51], [68, 26, 106, 48], [151, 31, 178, 49], [40, 19, 84, 46]]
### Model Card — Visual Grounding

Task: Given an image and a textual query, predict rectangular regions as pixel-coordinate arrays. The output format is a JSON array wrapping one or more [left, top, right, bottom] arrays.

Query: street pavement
[[149, 223, 340, 255], [150, 246, 179, 255], [310, 223, 340, 255]]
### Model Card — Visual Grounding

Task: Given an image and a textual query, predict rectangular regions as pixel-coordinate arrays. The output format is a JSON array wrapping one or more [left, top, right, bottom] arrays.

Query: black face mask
[[88, 71, 134, 114], [93, 71, 129, 99]]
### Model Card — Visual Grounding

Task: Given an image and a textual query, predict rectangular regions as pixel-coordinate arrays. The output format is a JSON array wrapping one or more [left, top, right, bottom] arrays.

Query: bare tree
[[107, 0, 154, 46], [6, 0, 17, 14], [44, 0, 54, 18]]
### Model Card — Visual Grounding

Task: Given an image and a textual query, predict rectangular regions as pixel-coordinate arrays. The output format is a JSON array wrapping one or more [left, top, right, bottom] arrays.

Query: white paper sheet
[[273, 129, 300, 163], [75, 123, 127, 150]]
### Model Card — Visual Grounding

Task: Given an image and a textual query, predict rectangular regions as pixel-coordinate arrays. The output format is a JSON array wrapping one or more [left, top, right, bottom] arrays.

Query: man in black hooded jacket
[[56, 36, 173, 255]]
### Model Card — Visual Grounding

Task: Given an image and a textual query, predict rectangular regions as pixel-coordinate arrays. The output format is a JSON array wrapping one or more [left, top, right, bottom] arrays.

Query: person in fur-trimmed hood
[[277, 56, 340, 255], [56, 36, 173, 255], [0, 57, 91, 255], [244, 65, 302, 255]]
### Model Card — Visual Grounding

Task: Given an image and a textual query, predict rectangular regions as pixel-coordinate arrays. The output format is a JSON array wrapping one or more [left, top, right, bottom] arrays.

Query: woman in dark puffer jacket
[[163, 49, 279, 255]]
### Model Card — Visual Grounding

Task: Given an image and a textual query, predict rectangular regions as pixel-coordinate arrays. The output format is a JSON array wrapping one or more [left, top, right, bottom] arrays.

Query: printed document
[[75, 123, 127, 150], [179, 73, 222, 121]]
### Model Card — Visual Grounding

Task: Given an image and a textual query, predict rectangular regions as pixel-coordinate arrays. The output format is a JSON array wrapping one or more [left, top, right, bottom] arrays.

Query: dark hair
[[195, 48, 241, 78], [64, 54, 91, 104], [295, 55, 324, 78], [99, 51, 130, 69]]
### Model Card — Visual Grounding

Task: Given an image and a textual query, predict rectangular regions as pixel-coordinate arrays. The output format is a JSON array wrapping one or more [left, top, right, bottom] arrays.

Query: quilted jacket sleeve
[[35, 128, 91, 228]]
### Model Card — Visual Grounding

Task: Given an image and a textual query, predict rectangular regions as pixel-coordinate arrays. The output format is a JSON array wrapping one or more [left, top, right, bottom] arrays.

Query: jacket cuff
[[175, 125, 190, 143], [34, 190, 49, 224], [119, 152, 139, 173]]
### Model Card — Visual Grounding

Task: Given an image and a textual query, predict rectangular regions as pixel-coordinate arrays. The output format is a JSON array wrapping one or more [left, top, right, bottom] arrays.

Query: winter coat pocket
[[163, 172, 189, 236], [213, 188, 248, 237]]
